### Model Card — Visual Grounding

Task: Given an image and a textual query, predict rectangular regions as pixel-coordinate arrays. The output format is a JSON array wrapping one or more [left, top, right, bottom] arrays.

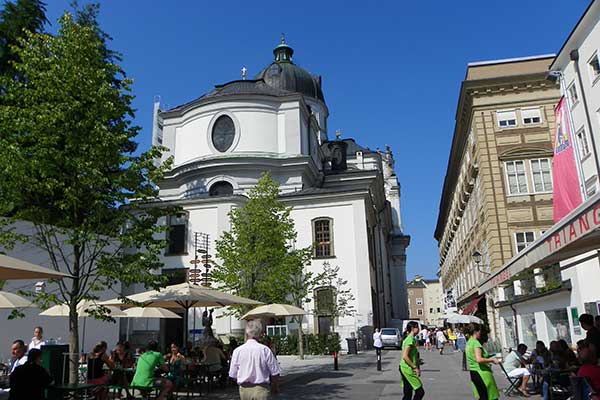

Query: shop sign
[[546, 204, 600, 253]]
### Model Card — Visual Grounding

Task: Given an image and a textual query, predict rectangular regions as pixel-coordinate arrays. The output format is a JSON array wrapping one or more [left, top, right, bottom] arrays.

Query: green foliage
[[0, 7, 176, 380], [265, 333, 341, 355], [213, 172, 312, 314], [0, 0, 47, 78], [318, 262, 356, 327]]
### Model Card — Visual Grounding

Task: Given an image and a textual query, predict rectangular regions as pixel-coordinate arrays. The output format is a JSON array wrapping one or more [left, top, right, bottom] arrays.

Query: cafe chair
[[499, 364, 522, 397]]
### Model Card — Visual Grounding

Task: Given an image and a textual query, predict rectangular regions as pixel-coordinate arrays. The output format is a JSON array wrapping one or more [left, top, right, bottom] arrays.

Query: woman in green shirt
[[400, 321, 425, 400], [465, 323, 500, 400]]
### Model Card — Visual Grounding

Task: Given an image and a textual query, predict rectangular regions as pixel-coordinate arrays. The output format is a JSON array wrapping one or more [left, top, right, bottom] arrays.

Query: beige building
[[434, 55, 560, 341], [407, 276, 443, 326]]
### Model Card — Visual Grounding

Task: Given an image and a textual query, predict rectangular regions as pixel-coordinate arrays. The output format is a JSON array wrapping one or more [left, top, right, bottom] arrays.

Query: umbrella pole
[[183, 306, 189, 346], [126, 318, 130, 342]]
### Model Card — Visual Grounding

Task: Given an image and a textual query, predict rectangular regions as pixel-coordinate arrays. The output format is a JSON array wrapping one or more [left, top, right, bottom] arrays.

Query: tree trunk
[[297, 316, 304, 360], [68, 301, 80, 384]]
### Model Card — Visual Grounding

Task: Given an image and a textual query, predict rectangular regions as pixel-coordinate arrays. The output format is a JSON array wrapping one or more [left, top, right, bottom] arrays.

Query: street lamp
[[472, 250, 490, 275]]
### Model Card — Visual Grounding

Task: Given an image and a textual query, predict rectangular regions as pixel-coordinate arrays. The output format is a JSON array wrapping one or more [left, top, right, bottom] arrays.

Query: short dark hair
[[147, 340, 159, 351], [517, 343, 528, 353], [579, 313, 594, 326], [27, 348, 42, 363], [12, 339, 25, 347]]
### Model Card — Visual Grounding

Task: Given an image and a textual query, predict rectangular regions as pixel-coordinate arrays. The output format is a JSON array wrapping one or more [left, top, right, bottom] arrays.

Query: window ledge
[[582, 153, 592, 162], [592, 74, 600, 87], [313, 255, 336, 260]]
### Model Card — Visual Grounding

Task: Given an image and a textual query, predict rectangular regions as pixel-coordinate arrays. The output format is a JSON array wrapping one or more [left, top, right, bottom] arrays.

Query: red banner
[[553, 97, 582, 222]]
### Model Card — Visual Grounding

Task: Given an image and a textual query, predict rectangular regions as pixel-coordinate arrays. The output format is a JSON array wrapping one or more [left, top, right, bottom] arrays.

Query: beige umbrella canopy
[[0, 291, 34, 309], [123, 307, 181, 319], [40, 300, 126, 318], [102, 282, 262, 344], [101, 282, 262, 309], [40, 300, 127, 353], [0, 254, 71, 280], [241, 303, 306, 320]]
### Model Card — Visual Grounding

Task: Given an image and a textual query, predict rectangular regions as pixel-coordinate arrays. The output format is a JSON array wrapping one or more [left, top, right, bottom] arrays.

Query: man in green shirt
[[131, 340, 172, 400]]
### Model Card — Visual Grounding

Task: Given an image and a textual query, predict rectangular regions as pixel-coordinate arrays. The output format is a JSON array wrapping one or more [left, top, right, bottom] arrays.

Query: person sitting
[[164, 342, 185, 390], [577, 347, 600, 398], [27, 327, 46, 352], [558, 339, 578, 367], [202, 341, 227, 372], [580, 314, 600, 357], [131, 340, 172, 400], [503, 343, 531, 397], [9, 349, 53, 400], [87, 341, 115, 400], [8, 340, 27, 375], [528, 340, 550, 369], [110, 342, 134, 398]]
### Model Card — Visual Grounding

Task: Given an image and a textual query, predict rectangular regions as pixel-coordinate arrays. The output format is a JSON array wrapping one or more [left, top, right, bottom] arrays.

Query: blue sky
[[38, 0, 589, 280]]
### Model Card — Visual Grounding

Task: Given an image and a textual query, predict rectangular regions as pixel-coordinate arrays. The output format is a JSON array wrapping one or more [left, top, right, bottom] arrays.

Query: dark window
[[209, 181, 234, 197], [211, 115, 236, 152], [313, 218, 333, 258], [167, 214, 187, 255], [315, 287, 335, 315]]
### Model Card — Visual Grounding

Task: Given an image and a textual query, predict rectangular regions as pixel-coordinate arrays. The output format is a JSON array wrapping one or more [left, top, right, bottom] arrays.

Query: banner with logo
[[553, 96, 582, 222]]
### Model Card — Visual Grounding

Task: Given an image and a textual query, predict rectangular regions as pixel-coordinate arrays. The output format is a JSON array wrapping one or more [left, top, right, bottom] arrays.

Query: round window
[[211, 115, 236, 152]]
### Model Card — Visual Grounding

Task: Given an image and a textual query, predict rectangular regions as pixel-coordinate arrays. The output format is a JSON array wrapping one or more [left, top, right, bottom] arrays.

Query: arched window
[[312, 217, 333, 258], [211, 115, 236, 152], [166, 213, 188, 255], [209, 181, 234, 197]]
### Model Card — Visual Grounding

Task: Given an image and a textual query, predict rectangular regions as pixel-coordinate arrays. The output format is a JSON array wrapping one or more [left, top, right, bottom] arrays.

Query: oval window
[[211, 115, 236, 152]]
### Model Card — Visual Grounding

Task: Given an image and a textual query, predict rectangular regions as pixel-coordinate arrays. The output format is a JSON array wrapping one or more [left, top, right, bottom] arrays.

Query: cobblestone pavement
[[191, 346, 516, 400]]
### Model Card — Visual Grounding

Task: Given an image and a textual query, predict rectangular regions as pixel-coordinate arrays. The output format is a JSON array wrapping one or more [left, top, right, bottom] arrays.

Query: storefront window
[[520, 313, 537, 349], [503, 316, 517, 349], [545, 309, 571, 344]]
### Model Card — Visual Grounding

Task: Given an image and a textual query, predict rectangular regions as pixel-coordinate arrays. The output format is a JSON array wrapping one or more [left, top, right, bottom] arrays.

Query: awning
[[479, 193, 600, 293], [462, 295, 484, 315]]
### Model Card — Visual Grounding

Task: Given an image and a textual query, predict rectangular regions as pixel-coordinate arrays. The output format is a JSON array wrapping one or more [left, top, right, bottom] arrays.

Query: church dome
[[255, 37, 325, 103]]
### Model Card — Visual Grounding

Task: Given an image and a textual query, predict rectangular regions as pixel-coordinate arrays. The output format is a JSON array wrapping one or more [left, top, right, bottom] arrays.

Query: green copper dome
[[255, 37, 325, 103]]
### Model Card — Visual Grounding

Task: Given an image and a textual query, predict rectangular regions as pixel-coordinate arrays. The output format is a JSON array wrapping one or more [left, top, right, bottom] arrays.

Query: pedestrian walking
[[229, 319, 281, 400], [373, 328, 383, 356], [399, 321, 425, 400], [421, 328, 431, 351], [465, 323, 500, 400], [436, 328, 446, 355]]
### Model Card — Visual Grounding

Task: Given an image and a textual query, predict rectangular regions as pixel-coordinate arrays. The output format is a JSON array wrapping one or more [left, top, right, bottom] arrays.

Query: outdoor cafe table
[[49, 383, 98, 400]]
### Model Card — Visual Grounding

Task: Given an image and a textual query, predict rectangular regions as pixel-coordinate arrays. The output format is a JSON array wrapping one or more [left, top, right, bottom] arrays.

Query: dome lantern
[[273, 34, 294, 63]]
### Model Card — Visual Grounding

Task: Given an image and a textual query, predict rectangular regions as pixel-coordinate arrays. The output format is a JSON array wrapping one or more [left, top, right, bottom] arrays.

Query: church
[[131, 38, 411, 348]]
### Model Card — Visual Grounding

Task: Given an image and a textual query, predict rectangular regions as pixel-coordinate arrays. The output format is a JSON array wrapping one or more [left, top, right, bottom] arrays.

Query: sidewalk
[[202, 347, 512, 399]]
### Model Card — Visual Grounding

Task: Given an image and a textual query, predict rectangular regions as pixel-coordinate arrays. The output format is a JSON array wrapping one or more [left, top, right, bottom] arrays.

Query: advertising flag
[[553, 96, 582, 222]]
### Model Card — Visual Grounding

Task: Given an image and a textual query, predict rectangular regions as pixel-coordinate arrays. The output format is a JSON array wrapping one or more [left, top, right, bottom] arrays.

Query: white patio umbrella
[[0, 291, 34, 308], [241, 303, 306, 320], [40, 300, 127, 353], [445, 313, 484, 324], [122, 307, 181, 341], [102, 282, 262, 344], [0, 254, 71, 280]]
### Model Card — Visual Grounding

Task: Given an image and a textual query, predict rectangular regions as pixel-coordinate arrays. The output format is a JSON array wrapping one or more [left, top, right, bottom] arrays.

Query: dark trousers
[[470, 371, 488, 400], [401, 370, 425, 400]]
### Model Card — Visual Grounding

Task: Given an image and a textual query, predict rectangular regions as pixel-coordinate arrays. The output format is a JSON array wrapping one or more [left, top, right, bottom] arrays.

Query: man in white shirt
[[420, 328, 430, 350], [9, 340, 27, 374], [229, 320, 281, 400], [435, 329, 446, 355], [503, 343, 531, 397], [373, 328, 383, 355]]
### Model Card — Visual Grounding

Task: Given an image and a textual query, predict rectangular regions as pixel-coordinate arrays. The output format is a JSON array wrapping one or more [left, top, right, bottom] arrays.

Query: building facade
[[406, 276, 443, 326], [478, 1, 600, 350], [435, 56, 561, 341], [125, 39, 411, 349]]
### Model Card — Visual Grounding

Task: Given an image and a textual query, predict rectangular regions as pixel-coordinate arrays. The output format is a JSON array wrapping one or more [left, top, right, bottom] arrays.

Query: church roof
[[254, 37, 325, 103]]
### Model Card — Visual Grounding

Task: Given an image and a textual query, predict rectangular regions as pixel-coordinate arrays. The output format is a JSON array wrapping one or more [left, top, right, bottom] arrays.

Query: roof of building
[[550, 1, 598, 70], [162, 38, 325, 116], [254, 38, 325, 102]]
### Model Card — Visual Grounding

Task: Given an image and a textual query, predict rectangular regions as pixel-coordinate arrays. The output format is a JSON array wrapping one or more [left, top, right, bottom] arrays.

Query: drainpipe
[[571, 49, 600, 180]]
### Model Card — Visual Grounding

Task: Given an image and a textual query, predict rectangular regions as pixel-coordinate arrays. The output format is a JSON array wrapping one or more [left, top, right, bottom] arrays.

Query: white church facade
[[125, 39, 411, 349]]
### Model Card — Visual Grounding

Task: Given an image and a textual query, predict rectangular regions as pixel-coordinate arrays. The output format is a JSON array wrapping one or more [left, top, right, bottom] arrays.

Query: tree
[[0, 10, 174, 383], [317, 261, 356, 332], [213, 172, 312, 314], [0, 0, 47, 78]]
